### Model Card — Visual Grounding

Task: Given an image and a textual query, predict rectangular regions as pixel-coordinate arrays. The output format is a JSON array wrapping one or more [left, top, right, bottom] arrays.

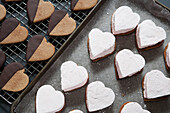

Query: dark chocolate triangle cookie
[[48, 10, 76, 36], [27, 0, 54, 23], [26, 35, 55, 62], [0, 18, 28, 44], [0, 62, 29, 92]]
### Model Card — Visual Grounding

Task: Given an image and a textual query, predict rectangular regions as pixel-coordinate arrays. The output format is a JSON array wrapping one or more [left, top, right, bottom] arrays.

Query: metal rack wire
[[0, 0, 93, 104]]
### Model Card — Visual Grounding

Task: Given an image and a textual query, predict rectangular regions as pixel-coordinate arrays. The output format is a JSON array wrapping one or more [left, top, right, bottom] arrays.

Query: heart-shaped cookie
[[0, 4, 6, 21], [120, 102, 150, 113], [61, 61, 88, 92], [71, 0, 98, 11], [88, 28, 116, 62], [112, 6, 140, 35], [115, 49, 145, 79], [0, 62, 29, 92], [36, 85, 65, 113], [0, 18, 28, 44], [26, 35, 55, 62], [143, 70, 170, 100], [136, 20, 166, 50], [164, 42, 170, 70], [48, 10, 76, 36], [69, 110, 83, 113], [27, 0, 54, 23], [0, 50, 6, 69], [86, 81, 115, 112]]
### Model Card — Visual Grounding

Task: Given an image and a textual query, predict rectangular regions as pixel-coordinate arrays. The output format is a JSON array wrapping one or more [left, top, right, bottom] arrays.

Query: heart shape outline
[[115, 49, 145, 79], [33, 0, 55, 23], [136, 20, 166, 50], [27, 36, 55, 62], [61, 61, 89, 92], [0, 19, 28, 44], [2, 69, 29, 92], [48, 10, 76, 36], [88, 28, 116, 61], [0, 62, 29, 92], [143, 70, 170, 100], [86, 81, 115, 112], [112, 6, 140, 35], [36, 85, 65, 113]]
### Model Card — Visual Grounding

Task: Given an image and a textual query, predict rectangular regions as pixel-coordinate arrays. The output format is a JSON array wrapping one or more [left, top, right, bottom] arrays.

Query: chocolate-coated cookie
[[48, 10, 76, 36], [0, 18, 28, 44], [26, 35, 55, 62], [0, 62, 29, 92], [27, 0, 54, 23]]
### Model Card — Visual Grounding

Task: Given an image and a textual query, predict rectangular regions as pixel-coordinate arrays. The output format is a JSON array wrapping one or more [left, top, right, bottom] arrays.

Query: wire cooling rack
[[0, 0, 102, 105]]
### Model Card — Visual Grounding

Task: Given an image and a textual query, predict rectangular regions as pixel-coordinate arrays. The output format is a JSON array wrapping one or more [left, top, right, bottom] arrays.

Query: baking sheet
[[156, 0, 170, 10], [1, 0, 104, 108], [16, 0, 170, 113]]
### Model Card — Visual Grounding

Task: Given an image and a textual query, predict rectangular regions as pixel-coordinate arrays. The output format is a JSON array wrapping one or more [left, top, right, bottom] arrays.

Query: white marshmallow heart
[[120, 102, 150, 113], [86, 81, 115, 112], [165, 42, 170, 68], [115, 49, 145, 79], [69, 110, 83, 113], [112, 6, 140, 35], [36, 85, 65, 113], [136, 20, 166, 49], [143, 70, 170, 100], [88, 28, 115, 61], [61, 61, 88, 92]]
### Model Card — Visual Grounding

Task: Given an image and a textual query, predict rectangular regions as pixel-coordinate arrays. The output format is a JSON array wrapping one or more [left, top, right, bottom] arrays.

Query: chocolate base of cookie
[[136, 36, 164, 51], [114, 53, 143, 80], [142, 75, 169, 101], [164, 44, 170, 70], [119, 102, 131, 113], [111, 13, 137, 36], [87, 38, 116, 62]]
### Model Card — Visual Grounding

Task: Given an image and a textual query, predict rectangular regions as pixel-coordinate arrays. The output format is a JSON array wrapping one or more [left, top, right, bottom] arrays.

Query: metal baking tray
[[0, 0, 105, 112], [155, 0, 170, 11], [15, 0, 170, 113]]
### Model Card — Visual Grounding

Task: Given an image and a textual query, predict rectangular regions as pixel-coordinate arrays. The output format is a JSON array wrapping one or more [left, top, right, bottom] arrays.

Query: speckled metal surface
[[16, 0, 170, 113]]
